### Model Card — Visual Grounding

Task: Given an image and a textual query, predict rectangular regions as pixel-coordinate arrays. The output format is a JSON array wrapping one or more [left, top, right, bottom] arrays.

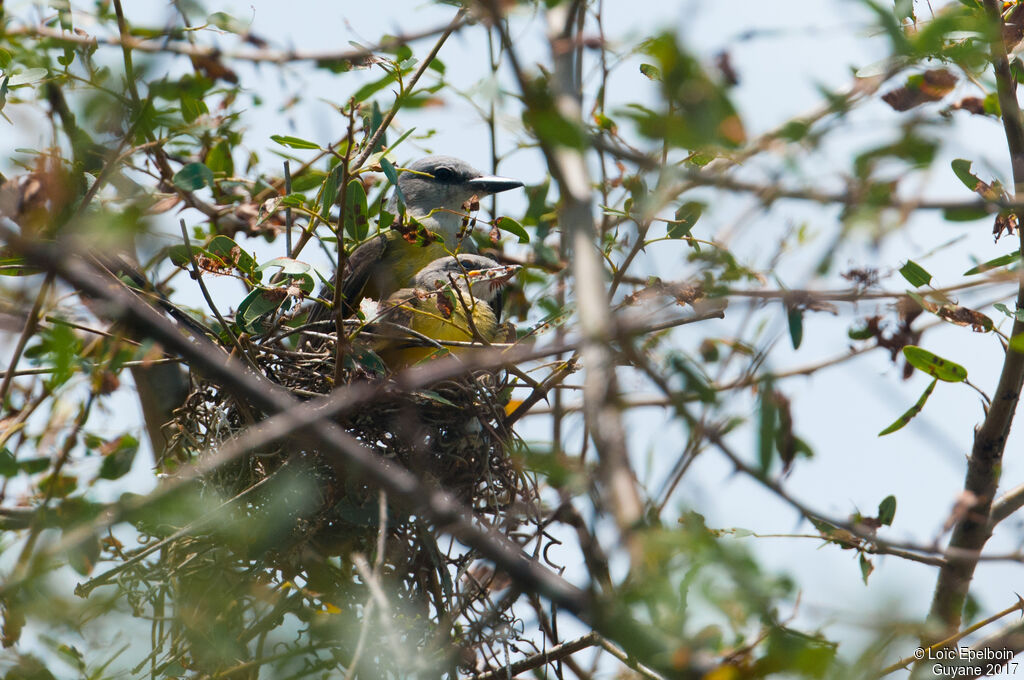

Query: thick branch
[[924, 0, 1024, 641]]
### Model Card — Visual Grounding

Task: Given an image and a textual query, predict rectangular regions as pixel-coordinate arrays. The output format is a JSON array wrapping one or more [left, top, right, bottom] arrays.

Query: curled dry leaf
[[994, 211, 1019, 242], [937, 305, 993, 332], [881, 69, 957, 111]]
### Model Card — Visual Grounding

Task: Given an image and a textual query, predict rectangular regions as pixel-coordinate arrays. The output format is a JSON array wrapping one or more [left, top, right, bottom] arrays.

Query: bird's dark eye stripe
[[431, 167, 456, 182]]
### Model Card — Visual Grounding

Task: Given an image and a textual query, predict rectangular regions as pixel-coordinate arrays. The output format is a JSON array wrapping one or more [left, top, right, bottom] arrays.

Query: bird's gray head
[[411, 254, 521, 303], [391, 156, 523, 218]]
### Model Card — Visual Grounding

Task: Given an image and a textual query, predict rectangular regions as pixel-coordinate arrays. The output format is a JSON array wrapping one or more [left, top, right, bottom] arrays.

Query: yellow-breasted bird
[[308, 156, 523, 325], [372, 254, 521, 369]]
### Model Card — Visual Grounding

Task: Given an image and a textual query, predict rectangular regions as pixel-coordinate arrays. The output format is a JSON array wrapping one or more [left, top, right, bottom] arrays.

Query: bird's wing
[[307, 233, 388, 325], [337, 232, 389, 316]]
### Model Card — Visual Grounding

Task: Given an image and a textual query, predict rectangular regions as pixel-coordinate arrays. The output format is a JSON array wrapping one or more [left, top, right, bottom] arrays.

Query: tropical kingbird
[[372, 254, 520, 369], [308, 156, 523, 326]]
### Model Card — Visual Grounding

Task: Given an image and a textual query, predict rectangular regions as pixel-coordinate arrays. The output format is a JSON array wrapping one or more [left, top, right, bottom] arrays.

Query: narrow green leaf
[[787, 308, 803, 350], [380, 158, 405, 208], [879, 378, 937, 436], [942, 206, 989, 222], [494, 216, 529, 244], [758, 382, 777, 473], [899, 260, 932, 287], [352, 72, 397, 104], [877, 495, 897, 526], [271, 134, 321, 150], [321, 165, 342, 222], [964, 252, 1020, 275], [902, 346, 967, 382]]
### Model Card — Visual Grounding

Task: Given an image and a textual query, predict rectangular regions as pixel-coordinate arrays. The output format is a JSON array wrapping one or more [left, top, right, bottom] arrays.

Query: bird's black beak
[[466, 175, 524, 195]]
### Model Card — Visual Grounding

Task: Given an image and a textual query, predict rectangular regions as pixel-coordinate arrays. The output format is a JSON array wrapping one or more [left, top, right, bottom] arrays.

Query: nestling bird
[[307, 156, 523, 326], [373, 254, 521, 369]]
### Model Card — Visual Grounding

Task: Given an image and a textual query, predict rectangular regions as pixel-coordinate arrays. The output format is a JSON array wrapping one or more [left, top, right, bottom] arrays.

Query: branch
[[3, 17, 469, 66], [543, 2, 645, 540], [924, 0, 1024, 640]]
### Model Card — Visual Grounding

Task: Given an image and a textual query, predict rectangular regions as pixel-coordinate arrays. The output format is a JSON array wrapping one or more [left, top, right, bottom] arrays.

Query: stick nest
[[159, 326, 545, 674]]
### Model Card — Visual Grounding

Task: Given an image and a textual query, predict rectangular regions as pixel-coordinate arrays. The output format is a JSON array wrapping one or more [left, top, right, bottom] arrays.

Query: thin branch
[[3, 17, 469, 66], [0, 272, 54, 404], [350, 9, 465, 171], [469, 633, 602, 680], [877, 596, 1024, 677]]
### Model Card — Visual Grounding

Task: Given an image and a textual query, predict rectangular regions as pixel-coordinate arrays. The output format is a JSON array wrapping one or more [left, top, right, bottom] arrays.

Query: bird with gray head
[[307, 156, 523, 326], [373, 254, 521, 369]]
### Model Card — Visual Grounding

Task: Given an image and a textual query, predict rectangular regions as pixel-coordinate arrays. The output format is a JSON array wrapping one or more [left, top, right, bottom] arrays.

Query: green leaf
[[639, 63, 662, 81], [19, 457, 50, 474], [380, 158, 404, 208], [1009, 333, 1024, 354], [848, 323, 875, 340], [321, 165, 343, 222], [951, 158, 981, 191], [0, 75, 9, 114], [993, 303, 1024, 321], [352, 71, 397, 104], [494, 216, 529, 244], [172, 162, 214, 191], [0, 449, 17, 477], [669, 201, 704, 239], [787, 308, 803, 350], [902, 346, 967, 382], [879, 378, 937, 435], [758, 381, 777, 473], [207, 236, 256, 276], [524, 109, 588, 149], [98, 435, 139, 480], [236, 288, 290, 334], [256, 257, 315, 294], [859, 553, 874, 585], [877, 495, 897, 526], [899, 260, 932, 287], [180, 94, 208, 124], [368, 100, 387, 153], [6, 68, 48, 87], [964, 253, 1020, 275], [943, 206, 990, 222], [342, 179, 369, 241], [206, 139, 234, 177], [271, 134, 321, 150]]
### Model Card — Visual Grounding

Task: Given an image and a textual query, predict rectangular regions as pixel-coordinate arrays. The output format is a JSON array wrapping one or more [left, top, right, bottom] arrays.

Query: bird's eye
[[432, 167, 455, 182]]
